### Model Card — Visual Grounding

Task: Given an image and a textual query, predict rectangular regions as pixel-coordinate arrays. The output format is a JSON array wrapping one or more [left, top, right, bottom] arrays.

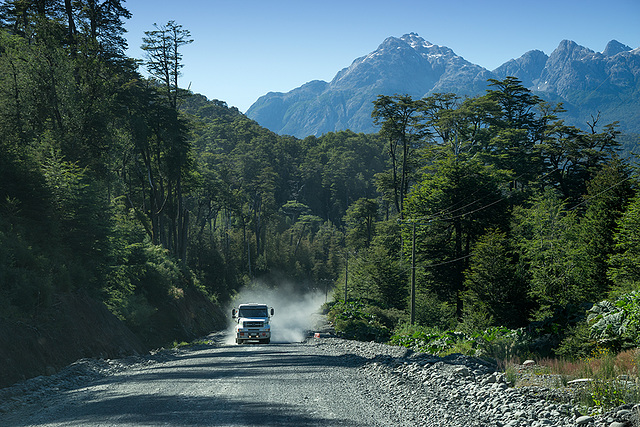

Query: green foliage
[[572, 159, 634, 301], [470, 326, 530, 361], [390, 324, 528, 360], [458, 305, 495, 338], [0, 151, 54, 316], [345, 198, 379, 250], [390, 324, 466, 354], [463, 229, 530, 328], [414, 287, 457, 330], [300, 131, 386, 224], [404, 153, 509, 317], [555, 321, 595, 360], [141, 21, 193, 109], [587, 378, 628, 409], [525, 304, 592, 357], [608, 192, 640, 292], [1, 10, 639, 372], [347, 246, 408, 310], [512, 189, 582, 315], [104, 239, 204, 339], [372, 94, 427, 215], [576, 348, 640, 410], [586, 292, 640, 351], [327, 300, 396, 342], [0, 217, 54, 316]]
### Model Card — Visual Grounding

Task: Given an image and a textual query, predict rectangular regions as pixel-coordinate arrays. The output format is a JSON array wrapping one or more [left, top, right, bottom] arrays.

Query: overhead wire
[[569, 174, 635, 212]]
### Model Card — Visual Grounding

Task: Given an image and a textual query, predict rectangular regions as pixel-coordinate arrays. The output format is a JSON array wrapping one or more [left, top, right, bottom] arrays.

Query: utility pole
[[398, 219, 430, 325], [344, 254, 348, 302], [411, 222, 416, 325]]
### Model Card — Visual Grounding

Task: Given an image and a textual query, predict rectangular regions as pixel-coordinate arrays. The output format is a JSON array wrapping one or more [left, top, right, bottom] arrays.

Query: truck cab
[[231, 303, 274, 344]]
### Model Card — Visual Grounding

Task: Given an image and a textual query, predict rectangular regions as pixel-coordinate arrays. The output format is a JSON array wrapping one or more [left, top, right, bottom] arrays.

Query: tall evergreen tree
[[463, 229, 530, 328], [512, 189, 580, 317], [404, 153, 508, 318], [372, 94, 427, 218], [608, 187, 640, 293], [141, 20, 192, 109], [573, 158, 635, 301]]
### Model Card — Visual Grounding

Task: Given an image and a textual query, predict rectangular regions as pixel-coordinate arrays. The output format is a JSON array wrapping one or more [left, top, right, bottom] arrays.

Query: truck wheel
[[262, 338, 270, 344], [236, 338, 243, 345]]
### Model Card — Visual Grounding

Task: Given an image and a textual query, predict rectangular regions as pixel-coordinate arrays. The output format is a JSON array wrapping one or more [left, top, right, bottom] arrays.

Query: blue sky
[[124, 0, 640, 113]]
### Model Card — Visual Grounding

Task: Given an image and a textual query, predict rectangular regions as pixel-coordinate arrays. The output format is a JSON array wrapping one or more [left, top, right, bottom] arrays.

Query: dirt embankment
[[0, 290, 226, 388]]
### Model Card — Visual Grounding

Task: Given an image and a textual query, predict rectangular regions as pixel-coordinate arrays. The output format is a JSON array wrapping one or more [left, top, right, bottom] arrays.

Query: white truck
[[231, 303, 274, 344]]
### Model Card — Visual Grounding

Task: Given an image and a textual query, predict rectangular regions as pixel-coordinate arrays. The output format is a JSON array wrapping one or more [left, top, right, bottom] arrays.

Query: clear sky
[[123, 0, 640, 113]]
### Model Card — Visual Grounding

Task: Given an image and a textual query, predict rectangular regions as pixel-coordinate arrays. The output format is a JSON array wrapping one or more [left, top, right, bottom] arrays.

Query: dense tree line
[[0, 1, 386, 341], [2, 1, 640, 357], [338, 79, 640, 356]]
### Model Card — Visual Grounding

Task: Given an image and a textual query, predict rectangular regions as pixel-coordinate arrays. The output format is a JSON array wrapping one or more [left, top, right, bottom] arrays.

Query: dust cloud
[[226, 284, 326, 344]]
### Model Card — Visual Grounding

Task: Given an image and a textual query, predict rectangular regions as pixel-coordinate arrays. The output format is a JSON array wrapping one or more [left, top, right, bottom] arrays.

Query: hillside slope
[[0, 290, 226, 388]]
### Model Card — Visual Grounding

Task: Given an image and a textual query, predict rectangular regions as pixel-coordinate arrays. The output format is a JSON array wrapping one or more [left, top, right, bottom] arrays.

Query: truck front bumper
[[236, 330, 270, 341]]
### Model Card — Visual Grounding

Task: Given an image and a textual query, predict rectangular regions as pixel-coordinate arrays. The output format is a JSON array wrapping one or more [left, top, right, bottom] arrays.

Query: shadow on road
[[1, 342, 376, 427], [123, 343, 371, 382], [5, 392, 366, 426]]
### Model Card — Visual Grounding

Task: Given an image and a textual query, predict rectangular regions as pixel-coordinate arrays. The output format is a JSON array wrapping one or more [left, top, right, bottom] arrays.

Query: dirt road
[[1, 339, 409, 426]]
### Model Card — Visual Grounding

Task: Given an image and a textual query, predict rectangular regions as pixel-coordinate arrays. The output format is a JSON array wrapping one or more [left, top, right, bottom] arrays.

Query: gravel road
[[1, 332, 639, 426]]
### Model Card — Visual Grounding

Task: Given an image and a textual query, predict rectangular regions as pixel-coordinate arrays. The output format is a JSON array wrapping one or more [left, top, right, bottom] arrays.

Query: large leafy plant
[[588, 291, 640, 350]]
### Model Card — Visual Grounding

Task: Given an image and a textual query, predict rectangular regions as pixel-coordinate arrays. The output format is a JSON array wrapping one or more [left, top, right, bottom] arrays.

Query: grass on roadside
[[170, 338, 213, 349], [503, 348, 640, 410]]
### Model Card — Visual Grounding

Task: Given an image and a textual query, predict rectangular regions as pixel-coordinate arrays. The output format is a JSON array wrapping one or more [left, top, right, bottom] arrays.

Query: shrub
[[470, 326, 530, 361], [414, 289, 457, 330], [556, 320, 596, 360], [391, 323, 530, 360], [365, 305, 408, 330], [390, 324, 468, 355], [526, 303, 591, 358], [328, 300, 391, 342], [588, 292, 640, 351]]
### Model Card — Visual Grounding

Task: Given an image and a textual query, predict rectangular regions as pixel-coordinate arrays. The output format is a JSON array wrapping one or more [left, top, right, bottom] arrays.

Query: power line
[[569, 174, 636, 211], [421, 253, 474, 269]]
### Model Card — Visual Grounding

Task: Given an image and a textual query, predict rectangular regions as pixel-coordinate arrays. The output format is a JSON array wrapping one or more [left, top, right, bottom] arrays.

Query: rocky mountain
[[246, 34, 640, 138]]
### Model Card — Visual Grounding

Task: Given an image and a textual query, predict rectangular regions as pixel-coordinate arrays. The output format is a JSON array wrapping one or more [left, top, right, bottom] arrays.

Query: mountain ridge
[[246, 34, 640, 138]]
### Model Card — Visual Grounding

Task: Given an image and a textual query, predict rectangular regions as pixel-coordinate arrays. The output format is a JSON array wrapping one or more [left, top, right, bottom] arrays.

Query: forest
[[2, 0, 640, 366]]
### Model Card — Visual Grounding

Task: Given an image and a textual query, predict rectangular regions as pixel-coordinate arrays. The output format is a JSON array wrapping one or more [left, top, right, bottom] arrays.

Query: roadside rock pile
[[311, 337, 640, 427], [0, 348, 181, 415]]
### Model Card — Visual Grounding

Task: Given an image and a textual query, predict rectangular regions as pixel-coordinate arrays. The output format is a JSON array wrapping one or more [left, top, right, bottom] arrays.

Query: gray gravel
[[1, 333, 639, 426]]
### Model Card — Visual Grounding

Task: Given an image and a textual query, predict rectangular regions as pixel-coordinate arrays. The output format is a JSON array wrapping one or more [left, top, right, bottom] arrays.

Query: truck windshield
[[238, 307, 268, 318]]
